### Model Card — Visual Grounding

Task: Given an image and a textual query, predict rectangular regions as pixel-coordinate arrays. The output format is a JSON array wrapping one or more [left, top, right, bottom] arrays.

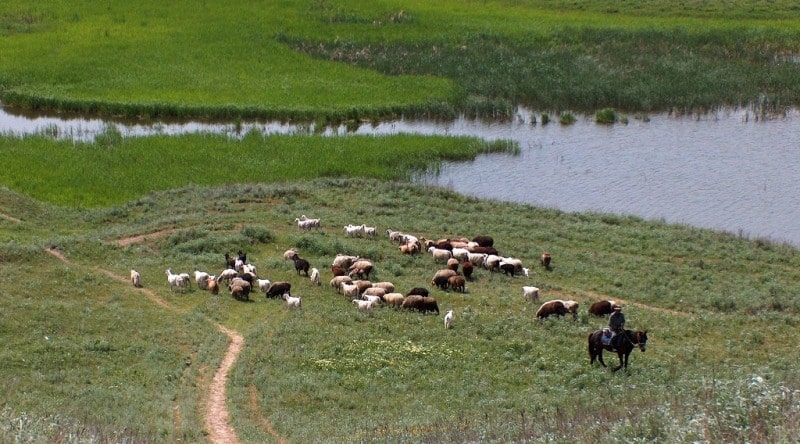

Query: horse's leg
[[612, 351, 624, 372], [597, 348, 606, 367]]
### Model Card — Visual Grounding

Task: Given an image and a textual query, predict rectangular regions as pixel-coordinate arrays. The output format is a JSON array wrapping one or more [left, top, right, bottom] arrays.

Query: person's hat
[[613, 305, 622, 310]]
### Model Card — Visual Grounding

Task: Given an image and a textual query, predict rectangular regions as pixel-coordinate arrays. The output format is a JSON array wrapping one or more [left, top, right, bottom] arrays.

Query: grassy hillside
[[1, 179, 798, 442], [3, 1, 800, 119]]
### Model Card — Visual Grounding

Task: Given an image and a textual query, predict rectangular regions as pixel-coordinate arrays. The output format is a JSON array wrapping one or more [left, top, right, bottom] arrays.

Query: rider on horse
[[607, 305, 626, 349]]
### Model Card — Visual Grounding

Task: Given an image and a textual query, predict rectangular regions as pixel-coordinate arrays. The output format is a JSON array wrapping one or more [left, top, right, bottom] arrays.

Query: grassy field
[[3, 1, 800, 119], [1, 179, 798, 442]]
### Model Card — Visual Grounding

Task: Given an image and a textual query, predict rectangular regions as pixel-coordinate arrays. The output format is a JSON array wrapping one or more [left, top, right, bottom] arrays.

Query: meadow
[[1, 179, 798, 442], [3, 0, 800, 120]]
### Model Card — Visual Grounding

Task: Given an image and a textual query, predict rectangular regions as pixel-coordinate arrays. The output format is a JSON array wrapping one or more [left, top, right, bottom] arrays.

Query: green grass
[[0, 132, 516, 207], [3, 1, 800, 119], [0, 179, 798, 442]]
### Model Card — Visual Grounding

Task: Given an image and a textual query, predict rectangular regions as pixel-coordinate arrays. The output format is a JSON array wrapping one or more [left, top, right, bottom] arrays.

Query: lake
[[2, 105, 798, 246]]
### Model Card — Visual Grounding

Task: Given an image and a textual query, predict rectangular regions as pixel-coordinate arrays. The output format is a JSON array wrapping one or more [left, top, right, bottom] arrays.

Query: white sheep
[[362, 287, 387, 298], [166, 268, 190, 291], [352, 299, 376, 312], [444, 310, 454, 329], [130, 269, 141, 288], [332, 254, 359, 269], [344, 224, 365, 237], [283, 248, 299, 261], [383, 293, 405, 308], [330, 276, 353, 292], [361, 294, 382, 305], [310, 268, 320, 286], [241, 263, 257, 276], [295, 217, 320, 230], [194, 270, 210, 290], [361, 224, 377, 238], [341, 282, 360, 299], [283, 293, 302, 308], [218, 268, 239, 283], [371, 281, 395, 293], [467, 252, 488, 267], [428, 246, 452, 263], [256, 279, 272, 295], [451, 247, 470, 262], [522, 286, 540, 302], [386, 229, 406, 243]]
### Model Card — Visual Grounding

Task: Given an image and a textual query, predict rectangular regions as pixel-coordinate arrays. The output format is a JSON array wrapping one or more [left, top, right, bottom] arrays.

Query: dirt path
[[0, 211, 22, 224], [45, 246, 244, 444]]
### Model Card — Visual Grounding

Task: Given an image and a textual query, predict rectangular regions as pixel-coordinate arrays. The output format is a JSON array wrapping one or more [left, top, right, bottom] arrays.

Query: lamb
[[361, 294, 382, 305], [361, 224, 377, 239], [310, 268, 321, 286], [352, 298, 376, 313], [265, 281, 291, 299], [283, 294, 302, 308], [444, 310, 454, 329], [522, 286, 540, 302], [522, 267, 530, 279], [131, 269, 141, 288], [194, 271, 211, 290], [428, 246, 452, 263], [383, 293, 405, 308]]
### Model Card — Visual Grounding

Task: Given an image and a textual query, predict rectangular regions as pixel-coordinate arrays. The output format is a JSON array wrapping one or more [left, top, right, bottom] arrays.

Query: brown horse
[[588, 329, 648, 372]]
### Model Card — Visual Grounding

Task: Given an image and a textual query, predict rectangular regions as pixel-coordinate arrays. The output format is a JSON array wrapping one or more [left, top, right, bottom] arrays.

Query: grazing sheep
[[229, 278, 252, 300], [383, 293, 405, 308], [484, 255, 503, 272], [541, 252, 552, 269], [283, 248, 299, 261], [500, 257, 524, 273], [266, 281, 291, 299], [428, 246, 452, 263], [448, 275, 466, 293], [399, 242, 420, 255], [401, 234, 419, 245], [362, 287, 387, 299], [332, 254, 359, 269], [218, 268, 239, 284], [371, 281, 395, 293], [230, 285, 245, 301], [407, 287, 430, 297], [293, 257, 310, 276], [361, 294, 382, 306], [241, 263, 257, 276], [535, 300, 568, 319], [522, 267, 530, 279], [352, 298, 376, 313], [330, 276, 353, 292], [207, 277, 220, 295], [341, 282, 360, 299], [283, 294, 302, 308], [467, 252, 488, 268], [522, 286, 540, 302], [348, 260, 374, 280], [386, 229, 406, 243], [256, 279, 272, 296], [295, 217, 321, 230], [331, 265, 347, 277], [194, 271, 211, 290], [444, 310, 454, 329], [562, 300, 579, 319], [468, 245, 499, 256], [499, 262, 517, 276], [461, 261, 475, 280], [401, 295, 440, 314], [471, 235, 494, 247], [447, 257, 460, 272], [352, 280, 373, 295], [239, 271, 257, 285], [310, 268, 321, 286], [131, 269, 141, 288], [431, 269, 458, 290], [451, 247, 470, 262], [589, 300, 620, 317]]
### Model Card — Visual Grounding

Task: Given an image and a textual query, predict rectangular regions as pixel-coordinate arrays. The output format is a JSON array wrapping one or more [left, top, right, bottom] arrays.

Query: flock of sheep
[[129, 214, 614, 330]]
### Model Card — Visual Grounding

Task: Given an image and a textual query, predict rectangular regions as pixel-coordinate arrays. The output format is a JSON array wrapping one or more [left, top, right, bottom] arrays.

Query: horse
[[588, 329, 648, 372]]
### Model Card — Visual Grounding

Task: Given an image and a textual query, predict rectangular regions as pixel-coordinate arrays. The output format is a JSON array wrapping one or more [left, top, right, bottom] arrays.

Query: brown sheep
[[471, 235, 494, 247], [293, 257, 310, 276], [446, 258, 460, 272], [330, 276, 353, 292], [383, 293, 405, 308], [431, 269, 458, 290], [448, 275, 466, 293], [207, 277, 220, 295], [399, 242, 420, 255], [266, 281, 291, 299], [541, 252, 552, 269], [461, 261, 474, 280], [535, 300, 568, 319], [331, 265, 347, 277], [467, 245, 499, 256], [589, 300, 620, 316], [407, 287, 430, 297], [401, 295, 440, 314], [348, 260, 374, 280], [352, 280, 373, 295]]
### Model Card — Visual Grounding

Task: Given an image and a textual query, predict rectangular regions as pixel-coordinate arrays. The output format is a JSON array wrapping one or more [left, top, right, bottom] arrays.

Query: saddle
[[601, 328, 612, 346]]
